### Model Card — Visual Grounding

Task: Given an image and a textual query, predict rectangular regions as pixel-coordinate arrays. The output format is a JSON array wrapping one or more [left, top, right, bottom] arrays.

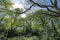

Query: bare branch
[[20, 4, 34, 14], [29, 0, 53, 8], [50, 0, 54, 5], [29, 0, 60, 17], [54, 0, 57, 6], [46, 7, 59, 14]]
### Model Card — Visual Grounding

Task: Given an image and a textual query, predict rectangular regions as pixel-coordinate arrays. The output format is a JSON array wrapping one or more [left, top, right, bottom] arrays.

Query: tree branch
[[29, 0, 60, 17], [50, 0, 54, 5], [20, 4, 34, 14], [0, 14, 7, 23], [29, 0, 53, 8], [40, 12, 59, 17]]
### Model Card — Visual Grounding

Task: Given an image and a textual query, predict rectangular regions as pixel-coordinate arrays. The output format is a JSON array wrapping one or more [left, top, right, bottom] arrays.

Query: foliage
[[0, 0, 60, 40]]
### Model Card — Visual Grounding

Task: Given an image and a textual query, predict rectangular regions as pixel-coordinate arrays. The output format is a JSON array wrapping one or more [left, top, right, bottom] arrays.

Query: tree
[[0, 0, 60, 40], [24, 0, 60, 17], [26, 10, 60, 40]]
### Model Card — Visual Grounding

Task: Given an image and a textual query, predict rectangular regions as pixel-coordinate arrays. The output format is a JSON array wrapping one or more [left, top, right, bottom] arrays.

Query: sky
[[11, 0, 41, 14], [11, 0, 24, 9], [11, 0, 60, 14]]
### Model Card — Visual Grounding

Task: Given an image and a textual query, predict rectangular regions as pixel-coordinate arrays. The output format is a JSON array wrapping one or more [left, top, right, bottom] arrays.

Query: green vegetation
[[0, 0, 60, 40]]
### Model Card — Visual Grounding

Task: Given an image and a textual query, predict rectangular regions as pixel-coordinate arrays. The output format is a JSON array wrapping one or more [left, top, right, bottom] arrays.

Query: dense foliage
[[0, 0, 60, 40]]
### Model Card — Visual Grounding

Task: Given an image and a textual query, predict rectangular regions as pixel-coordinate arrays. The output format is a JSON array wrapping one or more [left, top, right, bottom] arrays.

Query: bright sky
[[11, 0, 50, 18], [11, 0, 26, 18], [12, 0, 24, 9], [13, 3, 24, 9], [11, 0, 40, 12], [11, 0, 60, 11], [11, 0, 40, 18], [21, 14, 26, 18], [9, 0, 60, 18]]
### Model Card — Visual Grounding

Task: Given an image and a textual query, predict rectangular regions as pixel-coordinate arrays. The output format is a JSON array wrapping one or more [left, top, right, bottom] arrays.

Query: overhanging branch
[[29, 0, 60, 17], [29, 0, 53, 8], [20, 4, 34, 14]]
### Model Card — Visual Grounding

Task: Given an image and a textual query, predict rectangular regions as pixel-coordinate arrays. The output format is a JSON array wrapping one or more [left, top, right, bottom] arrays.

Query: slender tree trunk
[[51, 20, 58, 40]]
